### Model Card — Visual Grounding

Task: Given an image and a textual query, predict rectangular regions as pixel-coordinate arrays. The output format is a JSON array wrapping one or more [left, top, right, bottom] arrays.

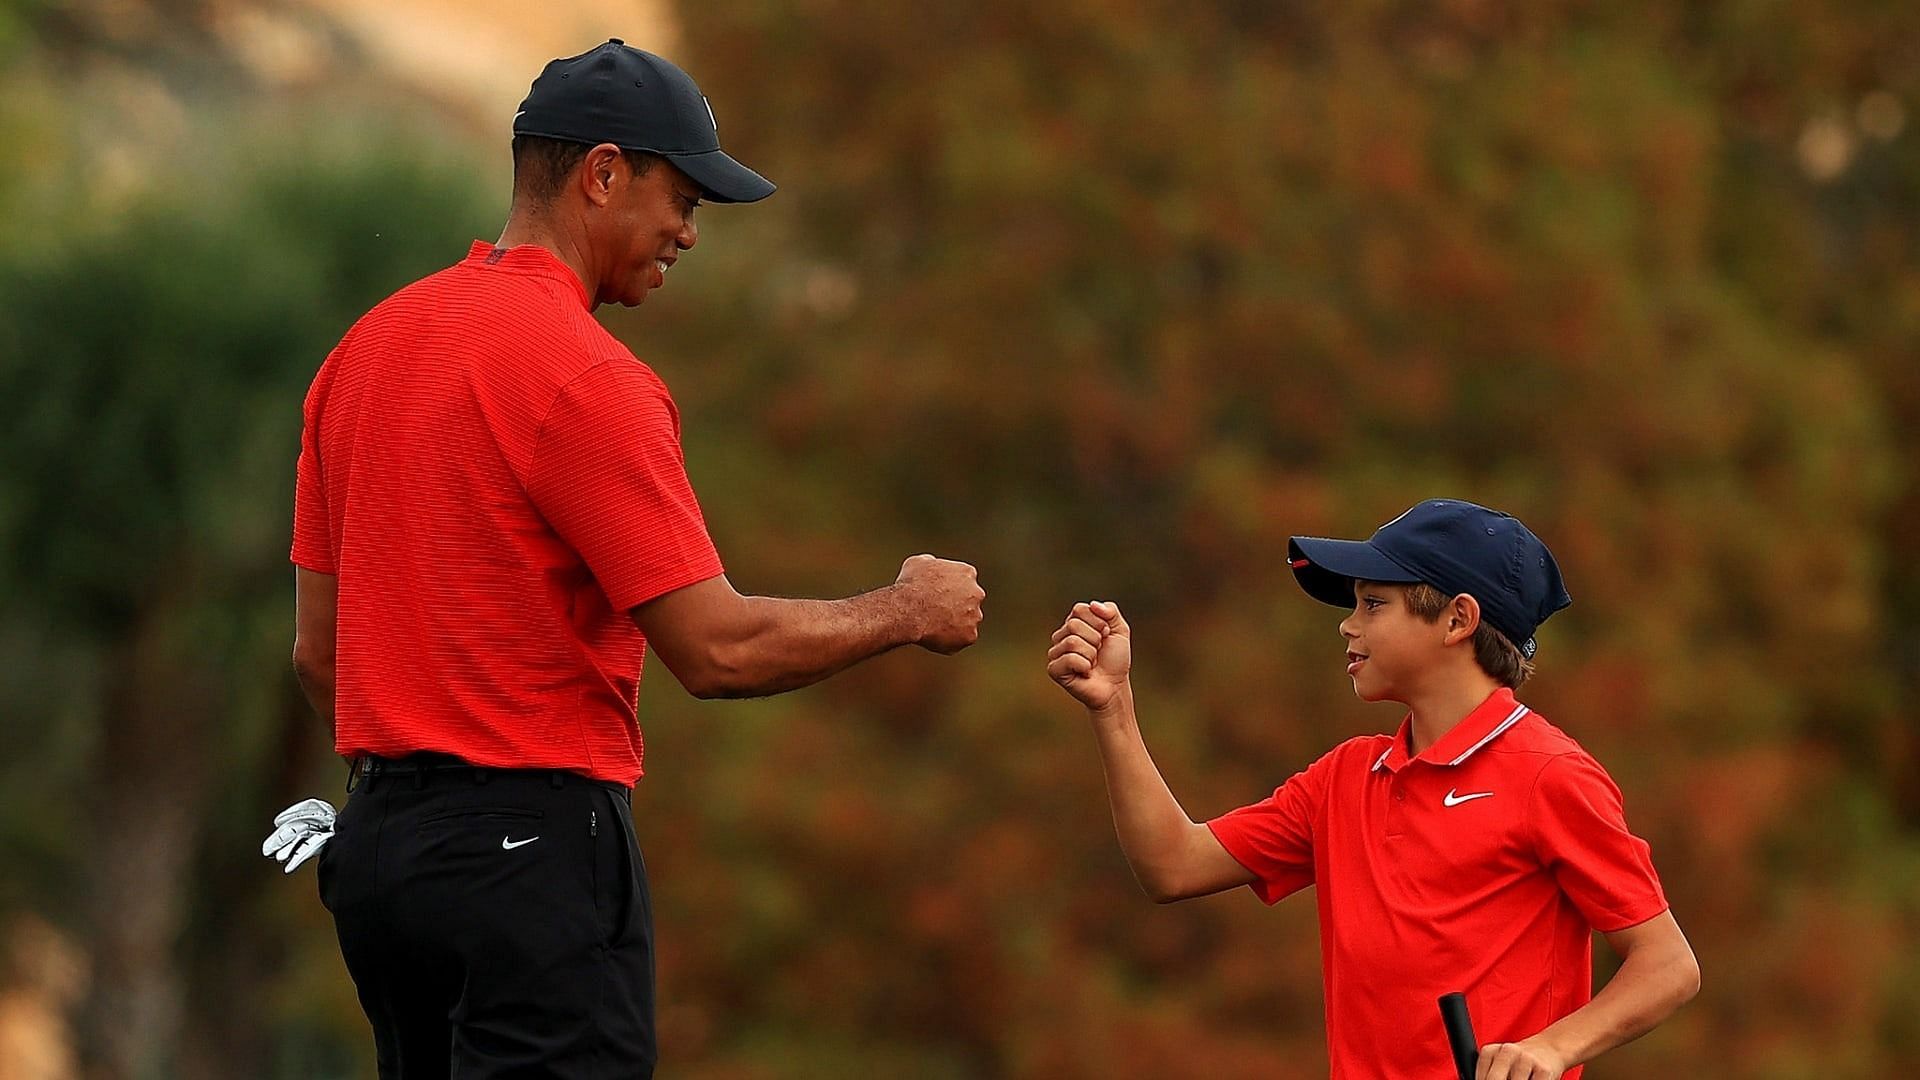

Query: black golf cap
[[513, 39, 775, 204], [1287, 499, 1572, 659]]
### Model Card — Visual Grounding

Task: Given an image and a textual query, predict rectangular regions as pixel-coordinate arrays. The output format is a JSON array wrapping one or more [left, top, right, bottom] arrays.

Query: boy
[[1047, 499, 1698, 1079]]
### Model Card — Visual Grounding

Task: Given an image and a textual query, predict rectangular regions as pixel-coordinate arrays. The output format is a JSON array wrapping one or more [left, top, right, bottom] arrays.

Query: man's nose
[[677, 216, 698, 251]]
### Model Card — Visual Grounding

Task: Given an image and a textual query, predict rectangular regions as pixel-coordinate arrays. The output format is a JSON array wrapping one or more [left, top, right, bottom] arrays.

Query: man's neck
[[496, 211, 598, 307], [1403, 672, 1505, 756]]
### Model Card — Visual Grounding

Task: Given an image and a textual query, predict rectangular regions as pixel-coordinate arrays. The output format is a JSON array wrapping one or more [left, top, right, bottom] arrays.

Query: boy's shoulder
[[1317, 732, 1400, 775], [1492, 705, 1622, 784]]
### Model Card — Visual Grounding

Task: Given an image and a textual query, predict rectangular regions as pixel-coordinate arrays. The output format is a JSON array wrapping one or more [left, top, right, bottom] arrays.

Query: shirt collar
[[1370, 687, 1530, 774], [465, 240, 592, 309]]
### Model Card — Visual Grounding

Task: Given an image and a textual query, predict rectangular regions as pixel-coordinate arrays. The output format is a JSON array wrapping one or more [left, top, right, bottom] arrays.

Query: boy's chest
[[1323, 764, 1544, 900]]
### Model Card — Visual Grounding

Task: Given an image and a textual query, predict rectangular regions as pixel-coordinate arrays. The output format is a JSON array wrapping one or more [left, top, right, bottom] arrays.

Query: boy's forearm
[[1531, 933, 1700, 1066], [1086, 685, 1206, 901]]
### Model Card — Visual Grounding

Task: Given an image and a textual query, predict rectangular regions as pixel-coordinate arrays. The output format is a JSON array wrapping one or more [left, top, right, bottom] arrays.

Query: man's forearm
[[294, 660, 336, 739], [1087, 687, 1208, 901], [1533, 931, 1699, 1066], [692, 587, 922, 698]]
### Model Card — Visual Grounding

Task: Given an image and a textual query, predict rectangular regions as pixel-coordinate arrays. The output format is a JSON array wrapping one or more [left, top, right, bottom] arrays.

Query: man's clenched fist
[[896, 554, 984, 654]]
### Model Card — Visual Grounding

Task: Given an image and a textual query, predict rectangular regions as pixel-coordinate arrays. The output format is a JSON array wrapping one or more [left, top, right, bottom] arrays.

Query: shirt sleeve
[[1528, 752, 1669, 932], [1206, 745, 1342, 905], [527, 359, 724, 612], [290, 357, 336, 573]]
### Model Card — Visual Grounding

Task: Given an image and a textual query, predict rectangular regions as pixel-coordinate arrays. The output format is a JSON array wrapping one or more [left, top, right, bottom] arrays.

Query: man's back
[[294, 241, 723, 784]]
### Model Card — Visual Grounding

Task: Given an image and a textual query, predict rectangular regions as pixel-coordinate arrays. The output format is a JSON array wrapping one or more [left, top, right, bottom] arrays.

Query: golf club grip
[[1438, 992, 1477, 1080]]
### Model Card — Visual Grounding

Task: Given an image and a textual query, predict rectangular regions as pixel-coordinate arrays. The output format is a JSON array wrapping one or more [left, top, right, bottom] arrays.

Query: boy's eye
[[1363, 597, 1384, 610]]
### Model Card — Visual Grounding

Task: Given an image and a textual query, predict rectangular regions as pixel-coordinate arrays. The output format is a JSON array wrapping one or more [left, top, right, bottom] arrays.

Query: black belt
[[354, 752, 476, 776], [348, 753, 631, 803]]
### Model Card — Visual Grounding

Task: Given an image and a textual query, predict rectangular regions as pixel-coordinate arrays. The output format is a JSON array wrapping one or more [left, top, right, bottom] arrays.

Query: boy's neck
[[1403, 672, 1507, 756]]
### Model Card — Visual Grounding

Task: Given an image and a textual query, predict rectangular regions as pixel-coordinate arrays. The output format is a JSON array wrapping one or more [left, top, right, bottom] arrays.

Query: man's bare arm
[[292, 568, 338, 737], [632, 555, 983, 699]]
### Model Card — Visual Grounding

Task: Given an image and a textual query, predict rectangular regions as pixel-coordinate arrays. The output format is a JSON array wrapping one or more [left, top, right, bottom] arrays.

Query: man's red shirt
[[292, 241, 723, 785], [1207, 688, 1668, 1079]]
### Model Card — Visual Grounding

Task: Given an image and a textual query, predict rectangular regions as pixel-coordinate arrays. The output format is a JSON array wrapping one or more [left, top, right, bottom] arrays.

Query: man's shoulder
[[365, 258, 475, 314], [363, 261, 664, 385]]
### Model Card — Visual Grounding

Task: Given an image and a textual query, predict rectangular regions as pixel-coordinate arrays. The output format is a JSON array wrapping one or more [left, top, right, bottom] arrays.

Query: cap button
[[608, 37, 624, 45]]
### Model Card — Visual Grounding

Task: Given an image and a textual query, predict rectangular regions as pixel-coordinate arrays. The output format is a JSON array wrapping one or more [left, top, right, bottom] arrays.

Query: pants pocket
[[597, 790, 642, 948]]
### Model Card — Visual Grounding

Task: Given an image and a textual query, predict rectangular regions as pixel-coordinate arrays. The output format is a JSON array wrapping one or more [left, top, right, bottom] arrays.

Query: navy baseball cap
[[1287, 499, 1572, 659], [513, 39, 775, 204]]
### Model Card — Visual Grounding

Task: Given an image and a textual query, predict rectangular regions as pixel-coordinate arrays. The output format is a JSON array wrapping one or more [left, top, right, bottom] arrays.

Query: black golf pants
[[317, 759, 655, 1078]]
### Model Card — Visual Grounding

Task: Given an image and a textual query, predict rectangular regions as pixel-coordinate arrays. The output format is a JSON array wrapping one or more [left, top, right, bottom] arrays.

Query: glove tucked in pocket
[[262, 797, 337, 873]]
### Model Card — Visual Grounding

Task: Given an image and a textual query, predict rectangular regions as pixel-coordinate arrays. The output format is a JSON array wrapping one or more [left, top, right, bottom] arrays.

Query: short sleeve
[[291, 357, 336, 573], [527, 359, 724, 611], [1206, 746, 1342, 905], [1528, 753, 1668, 932]]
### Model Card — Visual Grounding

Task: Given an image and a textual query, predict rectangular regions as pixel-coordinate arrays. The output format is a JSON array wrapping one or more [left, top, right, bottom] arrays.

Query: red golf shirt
[[291, 241, 724, 785], [1208, 688, 1667, 1080]]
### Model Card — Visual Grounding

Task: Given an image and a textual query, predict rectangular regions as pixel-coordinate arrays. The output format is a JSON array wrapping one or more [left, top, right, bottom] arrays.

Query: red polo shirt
[[291, 241, 723, 785], [1207, 688, 1667, 1079]]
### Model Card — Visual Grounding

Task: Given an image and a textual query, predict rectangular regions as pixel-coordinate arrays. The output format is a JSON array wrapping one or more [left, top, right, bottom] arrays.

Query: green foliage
[[0, 107, 494, 1069]]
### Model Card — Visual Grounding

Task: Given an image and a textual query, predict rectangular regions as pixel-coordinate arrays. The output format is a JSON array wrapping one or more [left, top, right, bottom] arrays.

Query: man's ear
[[1444, 593, 1482, 646], [579, 143, 625, 207]]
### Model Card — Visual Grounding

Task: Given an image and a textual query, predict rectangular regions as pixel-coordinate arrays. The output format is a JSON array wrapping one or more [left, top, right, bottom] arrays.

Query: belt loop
[[548, 771, 565, 789], [345, 758, 361, 795], [473, 768, 491, 786], [413, 766, 427, 790]]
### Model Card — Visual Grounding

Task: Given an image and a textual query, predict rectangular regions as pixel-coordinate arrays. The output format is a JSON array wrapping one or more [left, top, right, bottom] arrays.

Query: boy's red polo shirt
[[291, 242, 723, 785], [1207, 688, 1667, 1080]]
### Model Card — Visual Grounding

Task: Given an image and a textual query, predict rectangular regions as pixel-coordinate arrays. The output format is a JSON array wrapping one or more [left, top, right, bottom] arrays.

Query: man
[[284, 41, 984, 1078], [1047, 500, 1698, 1079]]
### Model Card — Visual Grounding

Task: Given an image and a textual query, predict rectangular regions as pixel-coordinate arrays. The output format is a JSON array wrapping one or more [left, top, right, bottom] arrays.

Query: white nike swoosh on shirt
[[501, 835, 539, 850], [1443, 789, 1493, 807]]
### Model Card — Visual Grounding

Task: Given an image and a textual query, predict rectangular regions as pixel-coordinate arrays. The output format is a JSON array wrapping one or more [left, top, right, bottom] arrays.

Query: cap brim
[[665, 148, 775, 204], [1287, 537, 1421, 609]]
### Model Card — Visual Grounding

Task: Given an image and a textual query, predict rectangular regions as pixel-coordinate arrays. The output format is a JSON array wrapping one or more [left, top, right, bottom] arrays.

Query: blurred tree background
[[1, 1, 1916, 1077]]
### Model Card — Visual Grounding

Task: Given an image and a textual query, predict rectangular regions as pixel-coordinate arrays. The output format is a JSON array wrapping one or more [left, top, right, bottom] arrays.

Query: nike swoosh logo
[[501, 835, 539, 850], [1443, 789, 1493, 807]]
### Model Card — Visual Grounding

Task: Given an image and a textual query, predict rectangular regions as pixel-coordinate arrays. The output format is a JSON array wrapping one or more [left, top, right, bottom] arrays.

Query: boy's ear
[[1444, 593, 1482, 646]]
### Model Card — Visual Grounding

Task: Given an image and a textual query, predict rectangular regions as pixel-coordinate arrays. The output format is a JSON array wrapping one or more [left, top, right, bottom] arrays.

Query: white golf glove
[[262, 797, 337, 873]]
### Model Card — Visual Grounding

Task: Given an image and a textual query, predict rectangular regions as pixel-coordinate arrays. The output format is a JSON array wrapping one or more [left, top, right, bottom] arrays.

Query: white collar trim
[[1447, 704, 1530, 766]]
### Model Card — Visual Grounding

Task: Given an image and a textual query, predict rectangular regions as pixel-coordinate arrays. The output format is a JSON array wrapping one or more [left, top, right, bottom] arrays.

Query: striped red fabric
[[292, 241, 723, 784]]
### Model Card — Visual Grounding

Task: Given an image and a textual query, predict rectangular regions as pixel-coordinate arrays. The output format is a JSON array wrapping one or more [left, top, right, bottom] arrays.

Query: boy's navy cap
[[513, 40, 775, 204], [1287, 499, 1572, 659]]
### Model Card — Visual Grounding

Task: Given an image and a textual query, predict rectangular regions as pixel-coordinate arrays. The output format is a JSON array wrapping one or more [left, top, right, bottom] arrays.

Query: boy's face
[[1337, 581, 1448, 703]]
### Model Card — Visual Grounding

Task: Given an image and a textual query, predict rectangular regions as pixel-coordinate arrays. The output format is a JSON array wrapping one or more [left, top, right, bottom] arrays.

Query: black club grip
[[1438, 992, 1477, 1080]]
